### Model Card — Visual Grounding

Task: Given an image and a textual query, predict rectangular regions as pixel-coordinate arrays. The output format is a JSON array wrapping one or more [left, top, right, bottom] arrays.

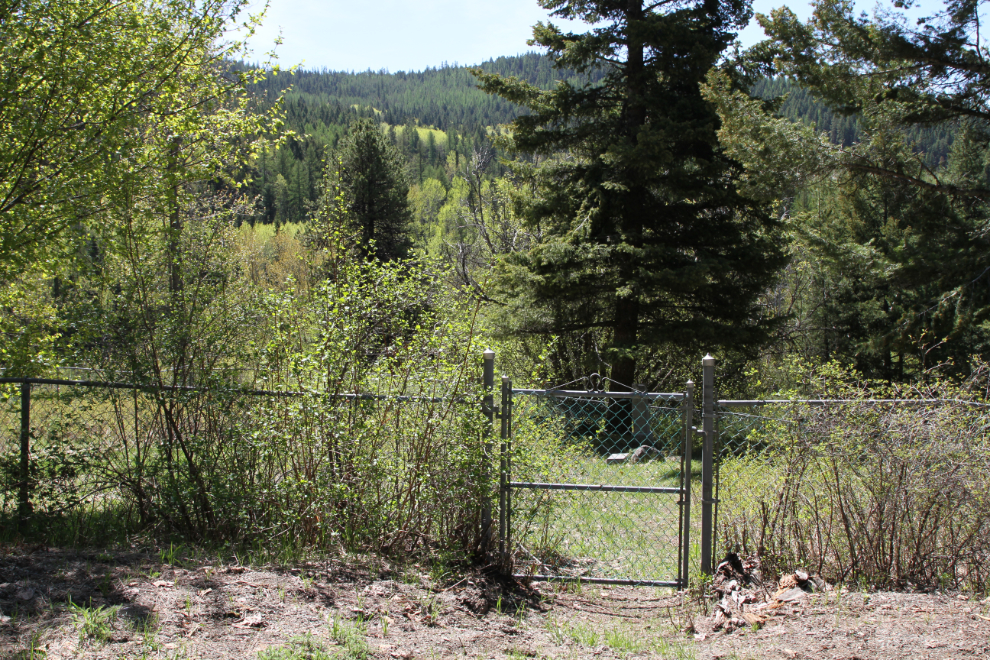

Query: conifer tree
[[474, 0, 785, 387], [324, 119, 412, 260]]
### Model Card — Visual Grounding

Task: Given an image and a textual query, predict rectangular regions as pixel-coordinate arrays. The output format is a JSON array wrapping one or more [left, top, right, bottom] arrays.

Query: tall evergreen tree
[[745, 0, 990, 378], [474, 0, 785, 388], [324, 119, 412, 260]]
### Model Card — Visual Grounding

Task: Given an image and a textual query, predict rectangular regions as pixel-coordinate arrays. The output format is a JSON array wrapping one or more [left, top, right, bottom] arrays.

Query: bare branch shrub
[[717, 368, 990, 591]]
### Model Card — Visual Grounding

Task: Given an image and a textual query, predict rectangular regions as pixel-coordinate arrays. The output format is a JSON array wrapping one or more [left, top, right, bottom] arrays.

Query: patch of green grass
[[651, 633, 697, 660], [329, 615, 370, 660], [563, 621, 600, 647], [545, 616, 567, 644], [68, 598, 120, 644], [257, 635, 333, 660], [603, 626, 646, 654], [512, 455, 696, 581]]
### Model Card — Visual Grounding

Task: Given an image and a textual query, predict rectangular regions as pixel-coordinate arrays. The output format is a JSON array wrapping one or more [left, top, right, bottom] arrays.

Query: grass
[[9, 632, 46, 660], [68, 598, 121, 644], [511, 450, 699, 583], [329, 614, 370, 660], [257, 635, 333, 660], [129, 610, 161, 652], [546, 618, 696, 659]]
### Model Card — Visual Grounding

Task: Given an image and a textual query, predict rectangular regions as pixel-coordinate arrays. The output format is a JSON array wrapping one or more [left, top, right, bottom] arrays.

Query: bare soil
[[1, 546, 988, 660]]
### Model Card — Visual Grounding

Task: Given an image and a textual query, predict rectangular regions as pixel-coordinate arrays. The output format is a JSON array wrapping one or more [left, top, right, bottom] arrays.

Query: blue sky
[[243, 0, 944, 73]]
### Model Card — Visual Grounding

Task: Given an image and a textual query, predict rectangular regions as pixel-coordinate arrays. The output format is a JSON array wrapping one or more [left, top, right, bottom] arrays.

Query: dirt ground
[[1, 546, 989, 660]]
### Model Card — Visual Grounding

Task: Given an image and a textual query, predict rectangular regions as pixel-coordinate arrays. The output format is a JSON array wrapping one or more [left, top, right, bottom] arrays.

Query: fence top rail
[[513, 388, 684, 401], [0, 377, 462, 403], [718, 398, 990, 408]]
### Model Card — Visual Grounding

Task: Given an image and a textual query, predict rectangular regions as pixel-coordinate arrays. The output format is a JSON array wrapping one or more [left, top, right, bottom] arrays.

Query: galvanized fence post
[[18, 381, 31, 533], [681, 380, 695, 587], [482, 349, 495, 551], [701, 354, 715, 575], [499, 375, 511, 569]]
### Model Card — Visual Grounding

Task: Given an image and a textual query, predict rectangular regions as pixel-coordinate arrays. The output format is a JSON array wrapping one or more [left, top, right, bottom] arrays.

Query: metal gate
[[496, 373, 696, 587]]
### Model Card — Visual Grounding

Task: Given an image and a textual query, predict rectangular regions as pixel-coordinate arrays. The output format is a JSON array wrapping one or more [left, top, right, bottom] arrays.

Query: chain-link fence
[[0, 377, 491, 555], [12, 356, 987, 591], [502, 377, 692, 586], [713, 398, 990, 589]]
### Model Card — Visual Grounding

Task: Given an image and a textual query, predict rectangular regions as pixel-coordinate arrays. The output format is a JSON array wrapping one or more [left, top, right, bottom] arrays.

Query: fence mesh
[[507, 390, 687, 584], [0, 380, 489, 554], [713, 399, 990, 589]]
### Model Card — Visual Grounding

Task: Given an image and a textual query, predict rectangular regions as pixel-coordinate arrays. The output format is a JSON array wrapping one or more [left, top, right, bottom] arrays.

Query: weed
[[96, 572, 114, 598], [651, 633, 696, 660], [159, 542, 182, 565], [380, 607, 391, 637], [329, 615, 369, 660], [257, 634, 333, 660], [545, 616, 566, 644], [130, 611, 160, 650], [514, 602, 527, 627], [10, 631, 46, 659], [505, 650, 536, 660], [68, 597, 120, 644], [604, 626, 644, 653], [565, 621, 600, 647]]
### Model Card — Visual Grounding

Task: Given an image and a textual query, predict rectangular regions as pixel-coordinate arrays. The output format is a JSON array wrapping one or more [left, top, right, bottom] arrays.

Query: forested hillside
[[752, 78, 956, 166], [246, 57, 959, 228], [250, 52, 590, 130], [241, 53, 606, 225]]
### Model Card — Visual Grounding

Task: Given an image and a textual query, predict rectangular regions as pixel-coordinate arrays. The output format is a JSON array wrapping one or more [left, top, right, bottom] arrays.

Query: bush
[[717, 364, 990, 591]]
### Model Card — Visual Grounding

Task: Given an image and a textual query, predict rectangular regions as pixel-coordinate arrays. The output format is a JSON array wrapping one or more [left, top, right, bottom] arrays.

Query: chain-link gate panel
[[502, 377, 691, 586]]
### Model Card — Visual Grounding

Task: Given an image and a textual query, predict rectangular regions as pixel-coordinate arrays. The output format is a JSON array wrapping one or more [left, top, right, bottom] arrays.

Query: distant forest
[[241, 54, 958, 227]]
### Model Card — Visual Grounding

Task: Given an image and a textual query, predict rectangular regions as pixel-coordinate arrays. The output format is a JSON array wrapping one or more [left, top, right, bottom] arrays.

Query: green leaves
[[732, 0, 990, 378], [0, 0, 278, 279]]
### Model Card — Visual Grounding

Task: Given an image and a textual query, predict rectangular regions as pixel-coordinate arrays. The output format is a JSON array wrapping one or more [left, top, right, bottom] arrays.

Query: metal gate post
[[681, 380, 694, 587], [482, 349, 495, 550], [18, 381, 32, 533], [499, 375, 511, 569], [701, 354, 715, 575]]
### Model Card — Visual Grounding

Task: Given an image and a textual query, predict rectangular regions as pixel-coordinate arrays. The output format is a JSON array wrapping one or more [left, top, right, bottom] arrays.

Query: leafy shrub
[[717, 363, 990, 591]]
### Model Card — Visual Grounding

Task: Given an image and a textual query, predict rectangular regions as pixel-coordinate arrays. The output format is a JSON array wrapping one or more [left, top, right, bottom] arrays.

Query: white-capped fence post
[[701, 354, 715, 575]]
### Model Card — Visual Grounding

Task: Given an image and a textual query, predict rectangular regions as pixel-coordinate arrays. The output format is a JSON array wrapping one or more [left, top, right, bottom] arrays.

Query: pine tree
[[752, 0, 990, 378], [323, 119, 412, 260], [474, 0, 786, 388]]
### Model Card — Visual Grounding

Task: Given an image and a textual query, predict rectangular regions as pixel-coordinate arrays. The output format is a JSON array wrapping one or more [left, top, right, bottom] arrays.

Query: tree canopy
[[319, 119, 412, 261], [0, 0, 272, 279], [474, 0, 786, 387], [702, 0, 990, 379]]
